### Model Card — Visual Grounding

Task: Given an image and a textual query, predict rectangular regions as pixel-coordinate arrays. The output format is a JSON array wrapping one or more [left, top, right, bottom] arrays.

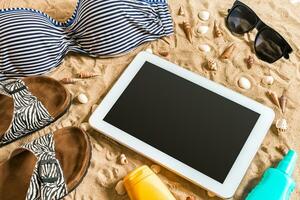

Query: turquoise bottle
[[246, 150, 297, 200]]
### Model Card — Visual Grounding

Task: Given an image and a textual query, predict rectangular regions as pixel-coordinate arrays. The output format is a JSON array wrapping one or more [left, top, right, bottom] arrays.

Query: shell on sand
[[246, 55, 254, 68], [275, 144, 289, 155], [238, 77, 251, 90], [262, 75, 274, 85], [220, 44, 235, 59], [77, 72, 99, 78], [178, 6, 185, 16], [213, 20, 222, 38], [60, 77, 78, 84], [197, 25, 209, 34], [266, 90, 281, 108], [207, 59, 218, 71], [115, 180, 126, 195], [181, 21, 193, 43], [77, 93, 88, 104], [276, 118, 288, 134], [279, 91, 287, 113], [198, 11, 210, 21], [119, 154, 128, 165]]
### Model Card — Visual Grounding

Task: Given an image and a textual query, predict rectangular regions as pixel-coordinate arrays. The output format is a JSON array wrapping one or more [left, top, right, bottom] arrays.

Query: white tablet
[[89, 51, 274, 199]]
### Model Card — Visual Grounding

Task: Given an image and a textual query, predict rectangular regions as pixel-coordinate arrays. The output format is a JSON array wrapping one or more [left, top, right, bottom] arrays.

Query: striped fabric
[[0, 0, 174, 80], [22, 133, 68, 200], [0, 80, 54, 146]]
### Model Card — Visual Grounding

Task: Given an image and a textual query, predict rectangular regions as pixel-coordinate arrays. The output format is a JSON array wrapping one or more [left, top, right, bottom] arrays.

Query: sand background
[[1, 0, 300, 199]]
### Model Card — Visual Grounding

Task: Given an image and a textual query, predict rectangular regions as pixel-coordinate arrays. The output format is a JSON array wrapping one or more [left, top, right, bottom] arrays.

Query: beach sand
[[1, 0, 300, 199]]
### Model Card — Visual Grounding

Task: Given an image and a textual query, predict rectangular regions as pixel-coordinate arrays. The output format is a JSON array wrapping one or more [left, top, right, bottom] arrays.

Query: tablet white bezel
[[89, 51, 274, 199]]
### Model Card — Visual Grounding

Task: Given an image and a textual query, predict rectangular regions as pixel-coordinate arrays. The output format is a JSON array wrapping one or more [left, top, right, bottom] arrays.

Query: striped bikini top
[[0, 0, 173, 80]]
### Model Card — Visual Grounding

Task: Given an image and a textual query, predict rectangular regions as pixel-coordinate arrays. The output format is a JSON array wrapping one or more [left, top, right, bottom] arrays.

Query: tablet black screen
[[104, 61, 260, 183]]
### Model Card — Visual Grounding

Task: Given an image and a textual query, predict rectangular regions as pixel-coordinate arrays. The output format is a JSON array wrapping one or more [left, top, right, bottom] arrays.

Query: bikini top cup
[[0, 0, 173, 80]]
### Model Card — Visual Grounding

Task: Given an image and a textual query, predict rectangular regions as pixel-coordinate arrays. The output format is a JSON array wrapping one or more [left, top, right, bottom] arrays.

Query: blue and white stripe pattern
[[22, 133, 68, 200], [0, 80, 54, 146], [0, 0, 174, 80]]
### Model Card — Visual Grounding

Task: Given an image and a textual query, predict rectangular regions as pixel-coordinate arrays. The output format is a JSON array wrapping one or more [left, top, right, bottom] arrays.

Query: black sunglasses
[[226, 1, 293, 63]]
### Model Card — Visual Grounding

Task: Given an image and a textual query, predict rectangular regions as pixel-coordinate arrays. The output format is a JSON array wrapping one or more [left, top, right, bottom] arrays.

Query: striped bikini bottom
[[0, 0, 174, 80]]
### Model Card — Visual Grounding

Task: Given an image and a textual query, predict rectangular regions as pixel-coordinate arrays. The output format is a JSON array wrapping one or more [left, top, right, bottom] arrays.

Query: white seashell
[[146, 48, 153, 54], [150, 164, 161, 174], [238, 77, 251, 90], [199, 44, 211, 53], [262, 76, 274, 85], [115, 180, 126, 195], [77, 93, 88, 104], [197, 25, 209, 34], [276, 118, 288, 134], [119, 154, 128, 165], [198, 11, 210, 21]]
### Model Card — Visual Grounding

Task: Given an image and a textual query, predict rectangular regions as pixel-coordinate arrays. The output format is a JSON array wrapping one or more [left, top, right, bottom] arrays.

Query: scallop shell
[[220, 44, 235, 59], [266, 91, 280, 108], [77, 93, 88, 104], [181, 21, 193, 43], [199, 44, 211, 53], [115, 180, 126, 195], [150, 164, 161, 174], [279, 92, 287, 113], [197, 25, 209, 34], [238, 77, 251, 90], [77, 72, 99, 79], [198, 11, 210, 21], [178, 6, 185, 16], [276, 118, 288, 134], [207, 59, 218, 71], [262, 76, 274, 85], [60, 77, 78, 84], [119, 154, 128, 165], [213, 20, 222, 38], [246, 55, 254, 68]]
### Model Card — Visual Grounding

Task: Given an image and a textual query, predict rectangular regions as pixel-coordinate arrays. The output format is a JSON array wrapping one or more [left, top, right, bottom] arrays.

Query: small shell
[[198, 11, 210, 21], [276, 118, 288, 134], [246, 55, 254, 69], [159, 51, 169, 57], [213, 20, 222, 38], [146, 48, 153, 54], [238, 77, 251, 90], [150, 164, 161, 174], [207, 59, 218, 71], [178, 6, 185, 16], [266, 91, 281, 108], [275, 145, 289, 155], [77, 72, 99, 79], [186, 196, 196, 200], [77, 93, 88, 104], [279, 92, 287, 113], [220, 44, 235, 59], [197, 25, 209, 34], [262, 76, 274, 85], [199, 44, 211, 53], [119, 154, 128, 165], [60, 77, 78, 84], [181, 21, 193, 43], [115, 180, 126, 195]]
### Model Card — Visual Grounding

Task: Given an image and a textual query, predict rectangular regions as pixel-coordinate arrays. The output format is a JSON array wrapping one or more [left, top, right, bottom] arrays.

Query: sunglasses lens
[[227, 6, 257, 34], [255, 29, 285, 63]]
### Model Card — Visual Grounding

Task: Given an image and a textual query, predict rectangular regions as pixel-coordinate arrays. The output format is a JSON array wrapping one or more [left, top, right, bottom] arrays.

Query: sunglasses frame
[[226, 1, 293, 63]]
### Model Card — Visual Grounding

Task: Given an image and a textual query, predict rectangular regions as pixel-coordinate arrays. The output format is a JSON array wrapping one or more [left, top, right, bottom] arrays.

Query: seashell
[[77, 72, 99, 79], [159, 51, 169, 57], [199, 44, 211, 53], [80, 122, 90, 132], [181, 21, 193, 43], [266, 91, 280, 108], [150, 164, 161, 174], [262, 75, 274, 85], [77, 93, 88, 104], [119, 154, 128, 165], [197, 25, 209, 34], [186, 196, 196, 200], [207, 59, 218, 71], [276, 118, 288, 134], [178, 6, 185, 16], [238, 77, 251, 90], [146, 48, 153, 54], [275, 145, 289, 155], [213, 20, 222, 38], [60, 77, 78, 84], [207, 191, 216, 197], [198, 11, 210, 21], [115, 180, 126, 195], [246, 55, 254, 69], [220, 44, 235, 59], [279, 92, 287, 113]]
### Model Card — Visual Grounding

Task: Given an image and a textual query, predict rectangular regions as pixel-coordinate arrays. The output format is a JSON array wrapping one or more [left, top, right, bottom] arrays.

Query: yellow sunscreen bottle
[[124, 165, 176, 200]]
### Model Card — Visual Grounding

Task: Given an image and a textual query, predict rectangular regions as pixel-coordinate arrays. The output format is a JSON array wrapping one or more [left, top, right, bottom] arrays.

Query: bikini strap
[[22, 133, 68, 200]]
